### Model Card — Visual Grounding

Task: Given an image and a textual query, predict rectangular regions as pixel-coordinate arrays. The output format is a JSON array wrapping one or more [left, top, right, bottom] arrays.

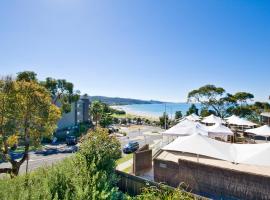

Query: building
[[57, 96, 90, 130], [261, 112, 270, 125]]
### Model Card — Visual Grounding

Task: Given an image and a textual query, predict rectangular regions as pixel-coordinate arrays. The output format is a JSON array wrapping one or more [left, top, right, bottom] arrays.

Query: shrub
[[0, 128, 122, 200]]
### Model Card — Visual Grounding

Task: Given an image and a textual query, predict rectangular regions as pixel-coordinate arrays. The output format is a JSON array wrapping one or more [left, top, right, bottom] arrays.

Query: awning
[[162, 134, 270, 167]]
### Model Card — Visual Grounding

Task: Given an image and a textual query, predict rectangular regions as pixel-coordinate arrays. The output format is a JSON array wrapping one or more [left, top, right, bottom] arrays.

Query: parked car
[[66, 135, 77, 145], [108, 125, 119, 134], [123, 141, 139, 154]]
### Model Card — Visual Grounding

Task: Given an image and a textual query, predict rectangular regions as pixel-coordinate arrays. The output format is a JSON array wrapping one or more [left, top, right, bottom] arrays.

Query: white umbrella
[[163, 119, 208, 136], [226, 115, 257, 126], [202, 114, 225, 124], [162, 134, 234, 162], [245, 125, 270, 141], [185, 113, 201, 121], [208, 123, 234, 137]]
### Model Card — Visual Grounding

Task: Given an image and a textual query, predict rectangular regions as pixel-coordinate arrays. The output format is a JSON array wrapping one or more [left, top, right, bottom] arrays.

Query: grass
[[116, 153, 133, 165]]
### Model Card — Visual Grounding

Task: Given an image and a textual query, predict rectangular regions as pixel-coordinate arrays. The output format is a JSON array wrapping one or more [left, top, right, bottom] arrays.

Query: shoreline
[[111, 105, 160, 121]]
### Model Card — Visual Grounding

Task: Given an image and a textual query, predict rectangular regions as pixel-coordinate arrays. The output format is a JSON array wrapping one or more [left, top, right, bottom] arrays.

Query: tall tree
[[0, 78, 61, 177], [175, 111, 182, 120], [187, 84, 235, 117], [159, 112, 169, 129], [41, 77, 80, 113], [233, 92, 254, 106], [16, 71, 37, 82], [186, 104, 199, 116], [90, 101, 104, 126]]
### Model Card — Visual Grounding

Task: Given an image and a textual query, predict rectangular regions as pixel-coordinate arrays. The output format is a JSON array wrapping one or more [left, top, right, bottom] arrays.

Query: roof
[[261, 112, 270, 118]]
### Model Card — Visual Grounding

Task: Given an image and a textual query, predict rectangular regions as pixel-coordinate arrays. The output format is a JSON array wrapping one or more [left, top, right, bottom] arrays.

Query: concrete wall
[[154, 158, 270, 200], [133, 145, 152, 176]]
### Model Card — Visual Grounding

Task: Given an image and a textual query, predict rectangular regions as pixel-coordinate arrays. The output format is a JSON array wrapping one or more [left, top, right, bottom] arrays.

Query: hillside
[[88, 96, 165, 105]]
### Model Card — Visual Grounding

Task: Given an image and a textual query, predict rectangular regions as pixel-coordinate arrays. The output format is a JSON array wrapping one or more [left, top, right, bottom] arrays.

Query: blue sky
[[0, 0, 270, 102]]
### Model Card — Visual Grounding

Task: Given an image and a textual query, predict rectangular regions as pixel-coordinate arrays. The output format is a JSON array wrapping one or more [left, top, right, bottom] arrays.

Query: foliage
[[186, 104, 199, 116], [200, 108, 211, 117], [41, 77, 80, 113], [90, 101, 114, 128], [187, 85, 233, 117], [159, 112, 169, 129], [134, 184, 195, 200], [233, 92, 254, 105], [0, 77, 61, 177], [0, 128, 122, 200], [90, 101, 104, 126], [175, 111, 182, 120], [16, 71, 37, 82]]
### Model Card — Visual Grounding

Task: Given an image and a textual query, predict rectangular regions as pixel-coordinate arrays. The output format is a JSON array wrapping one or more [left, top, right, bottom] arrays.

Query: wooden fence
[[115, 170, 208, 199]]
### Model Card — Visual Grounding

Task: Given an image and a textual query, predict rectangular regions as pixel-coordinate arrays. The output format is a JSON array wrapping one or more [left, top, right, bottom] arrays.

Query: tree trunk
[[11, 162, 21, 178]]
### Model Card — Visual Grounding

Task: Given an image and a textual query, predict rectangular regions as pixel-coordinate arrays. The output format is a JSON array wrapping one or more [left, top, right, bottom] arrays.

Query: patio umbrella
[[208, 123, 233, 138], [202, 114, 225, 124], [245, 125, 270, 141], [185, 113, 201, 121]]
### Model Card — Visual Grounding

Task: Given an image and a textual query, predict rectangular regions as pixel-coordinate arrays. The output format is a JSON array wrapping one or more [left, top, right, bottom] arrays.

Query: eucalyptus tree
[[0, 77, 61, 177], [187, 84, 235, 118]]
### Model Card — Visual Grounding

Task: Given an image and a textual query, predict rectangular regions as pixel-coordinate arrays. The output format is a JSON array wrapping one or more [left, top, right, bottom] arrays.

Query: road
[[0, 144, 76, 176], [117, 125, 164, 154], [0, 125, 163, 176]]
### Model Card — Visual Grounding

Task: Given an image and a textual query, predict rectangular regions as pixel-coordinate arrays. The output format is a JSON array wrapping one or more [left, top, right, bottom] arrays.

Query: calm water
[[113, 103, 199, 118]]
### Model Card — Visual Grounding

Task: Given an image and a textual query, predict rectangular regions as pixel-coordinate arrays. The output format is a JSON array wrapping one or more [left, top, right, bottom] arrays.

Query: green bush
[[0, 128, 122, 200], [134, 184, 195, 200]]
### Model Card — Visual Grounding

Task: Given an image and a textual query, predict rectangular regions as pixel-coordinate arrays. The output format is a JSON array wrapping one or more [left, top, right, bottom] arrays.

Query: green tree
[[188, 84, 235, 117], [99, 112, 113, 128], [159, 112, 169, 129], [200, 108, 212, 117], [90, 101, 104, 126], [41, 77, 80, 113], [233, 92, 254, 106], [0, 78, 61, 177], [175, 111, 182, 120], [186, 104, 199, 116], [16, 71, 37, 82]]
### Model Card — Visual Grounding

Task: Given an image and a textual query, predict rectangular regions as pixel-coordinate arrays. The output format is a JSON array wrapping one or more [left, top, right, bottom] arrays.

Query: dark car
[[66, 135, 77, 145], [123, 141, 139, 154]]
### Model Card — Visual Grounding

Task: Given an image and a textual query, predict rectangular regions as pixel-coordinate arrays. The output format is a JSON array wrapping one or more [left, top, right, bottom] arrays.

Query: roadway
[[0, 125, 164, 176]]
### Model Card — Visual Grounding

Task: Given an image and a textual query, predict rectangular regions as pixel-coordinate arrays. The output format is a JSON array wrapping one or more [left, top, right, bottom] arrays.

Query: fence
[[115, 170, 207, 199]]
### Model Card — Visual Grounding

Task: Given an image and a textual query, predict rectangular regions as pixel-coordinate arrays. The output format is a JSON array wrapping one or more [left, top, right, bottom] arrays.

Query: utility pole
[[164, 104, 167, 130]]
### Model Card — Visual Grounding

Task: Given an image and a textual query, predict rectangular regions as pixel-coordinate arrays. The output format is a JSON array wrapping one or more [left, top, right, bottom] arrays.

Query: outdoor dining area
[[162, 113, 270, 144], [154, 114, 270, 199]]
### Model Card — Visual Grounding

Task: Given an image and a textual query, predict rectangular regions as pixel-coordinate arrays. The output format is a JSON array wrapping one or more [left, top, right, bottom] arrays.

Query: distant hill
[[88, 96, 166, 105]]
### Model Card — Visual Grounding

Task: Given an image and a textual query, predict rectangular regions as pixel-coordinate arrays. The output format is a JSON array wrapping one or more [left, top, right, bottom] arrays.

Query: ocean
[[113, 103, 199, 118]]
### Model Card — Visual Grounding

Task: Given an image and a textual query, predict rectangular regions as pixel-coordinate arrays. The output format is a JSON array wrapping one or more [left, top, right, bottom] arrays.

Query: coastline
[[111, 105, 160, 120]]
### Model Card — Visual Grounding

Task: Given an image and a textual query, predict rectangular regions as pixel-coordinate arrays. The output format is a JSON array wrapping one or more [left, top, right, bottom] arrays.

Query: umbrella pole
[[197, 154, 199, 162]]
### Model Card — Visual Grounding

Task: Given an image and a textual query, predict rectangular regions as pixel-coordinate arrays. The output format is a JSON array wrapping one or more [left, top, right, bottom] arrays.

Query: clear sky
[[0, 0, 270, 102]]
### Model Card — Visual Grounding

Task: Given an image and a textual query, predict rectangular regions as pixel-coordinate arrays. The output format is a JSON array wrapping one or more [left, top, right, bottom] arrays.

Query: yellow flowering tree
[[0, 77, 61, 177]]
